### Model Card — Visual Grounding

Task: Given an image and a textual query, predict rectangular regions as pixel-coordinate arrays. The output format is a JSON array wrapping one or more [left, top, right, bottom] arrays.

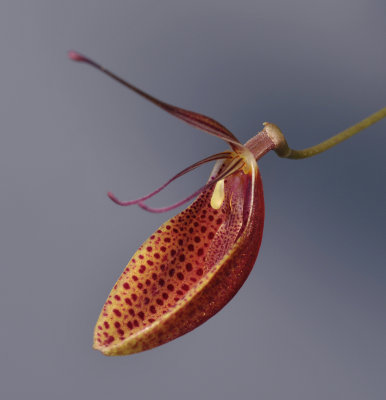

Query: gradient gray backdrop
[[1, 1, 385, 399]]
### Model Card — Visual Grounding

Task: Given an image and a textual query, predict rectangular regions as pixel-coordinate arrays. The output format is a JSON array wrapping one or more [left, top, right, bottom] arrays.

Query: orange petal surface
[[94, 161, 264, 355]]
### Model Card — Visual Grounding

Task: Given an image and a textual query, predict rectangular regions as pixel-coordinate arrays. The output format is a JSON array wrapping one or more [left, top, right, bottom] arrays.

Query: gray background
[[1, 1, 385, 399]]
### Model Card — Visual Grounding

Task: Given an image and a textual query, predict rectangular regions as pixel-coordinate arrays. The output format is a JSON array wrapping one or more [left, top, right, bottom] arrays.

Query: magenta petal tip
[[107, 191, 129, 206], [107, 191, 117, 202], [67, 50, 87, 62]]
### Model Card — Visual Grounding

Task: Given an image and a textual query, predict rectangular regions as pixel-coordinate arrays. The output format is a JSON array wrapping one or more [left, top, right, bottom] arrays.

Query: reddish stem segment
[[244, 129, 276, 160]]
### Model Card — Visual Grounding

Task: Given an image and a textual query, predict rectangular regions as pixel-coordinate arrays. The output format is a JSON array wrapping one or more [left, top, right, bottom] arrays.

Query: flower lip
[[93, 153, 264, 356]]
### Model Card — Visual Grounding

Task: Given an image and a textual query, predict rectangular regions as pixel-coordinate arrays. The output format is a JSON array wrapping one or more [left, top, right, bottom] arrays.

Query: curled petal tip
[[108, 191, 139, 207], [107, 191, 122, 205]]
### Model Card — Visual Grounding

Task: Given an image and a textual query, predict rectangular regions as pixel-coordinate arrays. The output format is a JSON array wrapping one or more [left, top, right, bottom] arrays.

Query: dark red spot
[[171, 249, 176, 256], [216, 218, 223, 225], [166, 225, 171, 230], [150, 305, 156, 314], [125, 298, 132, 306], [208, 232, 214, 239], [152, 273, 157, 280], [160, 246, 166, 252], [162, 293, 169, 300], [104, 321, 110, 329], [186, 263, 193, 272], [138, 311, 145, 320], [201, 226, 207, 233], [177, 272, 184, 280], [131, 294, 138, 301], [160, 264, 166, 271], [132, 275, 138, 281], [127, 321, 133, 330], [194, 222, 199, 227], [139, 255, 144, 259], [182, 284, 190, 291], [137, 283, 143, 289], [139, 265, 146, 273], [209, 215, 214, 221], [147, 246, 152, 252], [158, 278, 165, 286], [197, 268, 203, 276], [167, 284, 174, 291], [147, 260, 154, 266], [177, 290, 183, 296], [154, 253, 160, 259], [118, 329, 124, 336], [197, 248, 204, 256], [133, 320, 139, 327], [145, 279, 151, 286], [148, 318, 155, 323], [169, 268, 175, 277], [164, 237, 171, 243], [156, 299, 164, 306], [114, 295, 121, 301], [188, 244, 194, 251], [144, 297, 150, 305], [113, 309, 121, 317], [150, 235, 155, 240], [98, 325, 102, 330], [114, 322, 121, 328], [129, 309, 135, 316], [107, 336, 114, 344], [189, 228, 194, 233], [179, 254, 185, 262], [123, 282, 130, 290], [194, 236, 201, 243]]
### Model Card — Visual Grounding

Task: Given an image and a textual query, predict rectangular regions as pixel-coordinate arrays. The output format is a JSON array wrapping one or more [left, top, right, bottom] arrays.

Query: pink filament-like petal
[[108, 152, 233, 206], [68, 50, 242, 150], [137, 158, 244, 213], [137, 186, 209, 213]]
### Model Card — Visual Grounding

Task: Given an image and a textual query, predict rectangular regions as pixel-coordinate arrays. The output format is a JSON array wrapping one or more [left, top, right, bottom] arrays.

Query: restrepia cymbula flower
[[69, 51, 385, 356]]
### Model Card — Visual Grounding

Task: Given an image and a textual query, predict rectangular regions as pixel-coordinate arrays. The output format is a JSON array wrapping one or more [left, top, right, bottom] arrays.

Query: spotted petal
[[93, 157, 264, 355]]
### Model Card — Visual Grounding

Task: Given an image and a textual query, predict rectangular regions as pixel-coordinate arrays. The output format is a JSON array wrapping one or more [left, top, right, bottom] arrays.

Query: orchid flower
[[69, 51, 386, 356]]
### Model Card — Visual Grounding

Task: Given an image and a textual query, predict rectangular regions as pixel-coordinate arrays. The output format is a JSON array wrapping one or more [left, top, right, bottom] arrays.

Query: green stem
[[272, 107, 386, 159]]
